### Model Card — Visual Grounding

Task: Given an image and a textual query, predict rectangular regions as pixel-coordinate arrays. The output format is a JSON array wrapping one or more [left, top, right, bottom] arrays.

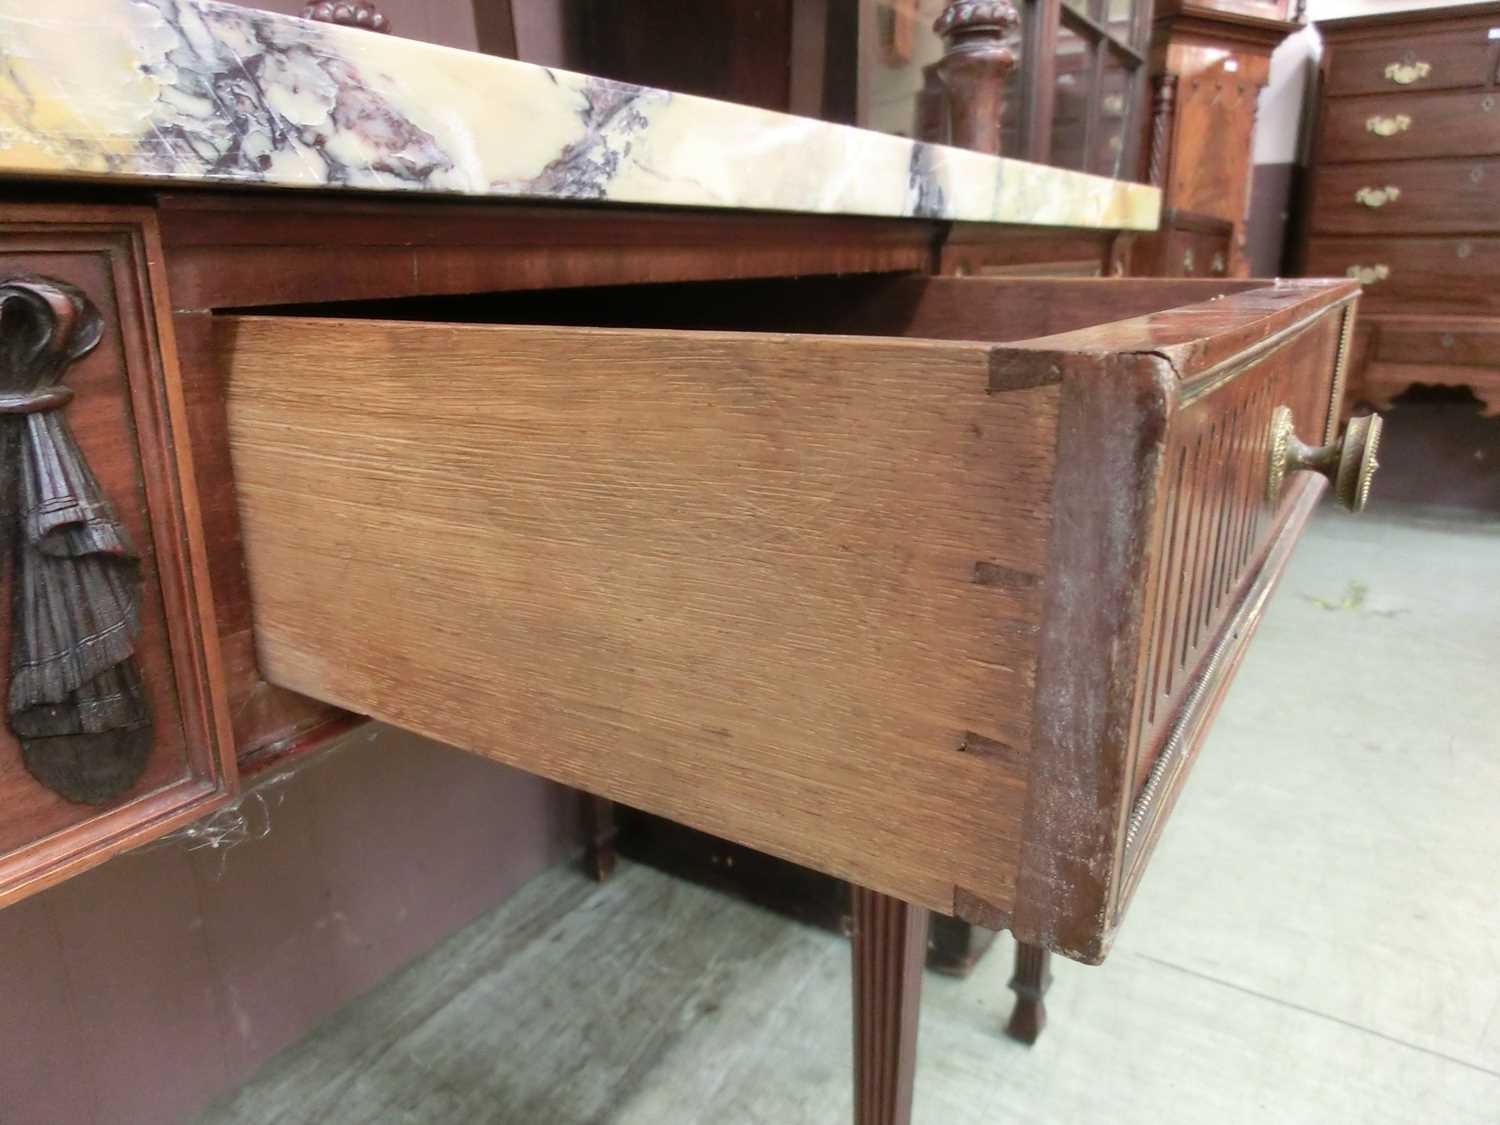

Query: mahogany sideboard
[[0, 2, 1382, 1122]]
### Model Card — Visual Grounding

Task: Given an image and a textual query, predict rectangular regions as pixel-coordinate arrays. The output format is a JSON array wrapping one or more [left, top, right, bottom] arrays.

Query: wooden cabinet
[[0, 208, 235, 907], [1132, 207, 1233, 277], [214, 273, 1359, 958], [1136, 1, 1301, 275], [1303, 3, 1500, 418]]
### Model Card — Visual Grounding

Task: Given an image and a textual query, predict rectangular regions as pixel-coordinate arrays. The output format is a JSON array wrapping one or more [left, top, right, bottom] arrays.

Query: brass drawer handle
[[1268, 406, 1383, 513], [1365, 113, 1411, 137], [1345, 263, 1390, 285], [1354, 185, 1401, 208], [1384, 61, 1431, 85]]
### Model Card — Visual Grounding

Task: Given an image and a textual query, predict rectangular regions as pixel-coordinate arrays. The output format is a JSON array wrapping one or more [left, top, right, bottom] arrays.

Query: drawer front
[[1304, 236, 1500, 315], [1171, 230, 1231, 279], [1318, 90, 1500, 163], [0, 210, 235, 907], [1125, 303, 1349, 870], [1325, 34, 1500, 98], [1308, 158, 1500, 235], [1356, 315, 1500, 414], [1373, 316, 1500, 367], [1129, 211, 1232, 279]]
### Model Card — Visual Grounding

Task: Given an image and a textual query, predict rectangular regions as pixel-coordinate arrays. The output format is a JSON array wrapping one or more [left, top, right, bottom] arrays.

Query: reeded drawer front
[[1324, 34, 1499, 98], [1122, 308, 1348, 894], [1305, 236, 1500, 315], [1308, 159, 1500, 235], [1318, 90, 1500, 163], [220, 274, 1357, 960]]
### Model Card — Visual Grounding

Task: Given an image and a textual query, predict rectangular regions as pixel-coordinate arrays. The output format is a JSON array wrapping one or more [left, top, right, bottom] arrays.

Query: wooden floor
[[195, 506, 1500, 1125]]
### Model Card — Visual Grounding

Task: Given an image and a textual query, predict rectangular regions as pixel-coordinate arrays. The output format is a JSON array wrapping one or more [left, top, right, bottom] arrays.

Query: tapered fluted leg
[[851, 887, 928, 1125], [1005, 941, 1052, 1045]]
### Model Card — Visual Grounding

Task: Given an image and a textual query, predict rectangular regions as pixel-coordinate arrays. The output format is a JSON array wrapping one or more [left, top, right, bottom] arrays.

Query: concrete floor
[[194, 505, 1500, 1125]]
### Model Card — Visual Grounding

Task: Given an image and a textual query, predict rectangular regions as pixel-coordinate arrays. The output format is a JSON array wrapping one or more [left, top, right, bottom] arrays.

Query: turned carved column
[[932, 0, 1022, 156]]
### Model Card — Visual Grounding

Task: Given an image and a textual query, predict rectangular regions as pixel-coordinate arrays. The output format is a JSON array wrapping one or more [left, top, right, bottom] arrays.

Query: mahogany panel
[[940, 226, 1117, 278], [1317, 89, 1500, 164], [156, 194, 941, 311], [0, 207, 235, 907]]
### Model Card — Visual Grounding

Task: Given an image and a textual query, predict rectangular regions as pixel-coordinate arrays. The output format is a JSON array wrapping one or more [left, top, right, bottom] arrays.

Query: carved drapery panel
[[0, 276, 151, 804]]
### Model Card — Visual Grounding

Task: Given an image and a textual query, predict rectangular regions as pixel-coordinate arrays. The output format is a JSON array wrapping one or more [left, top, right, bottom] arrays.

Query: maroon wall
[[0, 727, 580, 1125]]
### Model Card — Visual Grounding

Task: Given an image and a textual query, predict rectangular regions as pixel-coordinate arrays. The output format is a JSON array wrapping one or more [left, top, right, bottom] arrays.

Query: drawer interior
[[241, 274, 1265, 345], [217, 270, 1354, 950]]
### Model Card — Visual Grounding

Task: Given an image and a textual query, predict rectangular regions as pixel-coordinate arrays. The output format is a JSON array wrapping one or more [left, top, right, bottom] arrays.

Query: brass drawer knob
[[1345, 263, 1390, 285], [1267, 406, 1383, 512], [1365, 113, 1412, 137], [1384, 60, 1431, 85], [1354, 185, 1401, 208]]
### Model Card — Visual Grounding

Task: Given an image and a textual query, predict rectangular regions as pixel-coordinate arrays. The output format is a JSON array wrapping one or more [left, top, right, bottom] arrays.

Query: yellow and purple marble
[[0, 0, 1160, 230]]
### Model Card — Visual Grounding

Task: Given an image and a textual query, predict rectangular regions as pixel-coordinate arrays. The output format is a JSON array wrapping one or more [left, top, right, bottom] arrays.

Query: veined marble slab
[[0, 0, 1160, 230]]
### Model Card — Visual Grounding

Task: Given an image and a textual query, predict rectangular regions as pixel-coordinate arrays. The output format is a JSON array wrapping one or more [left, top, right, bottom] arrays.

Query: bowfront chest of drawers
[[1303, 2, 1500, 417]]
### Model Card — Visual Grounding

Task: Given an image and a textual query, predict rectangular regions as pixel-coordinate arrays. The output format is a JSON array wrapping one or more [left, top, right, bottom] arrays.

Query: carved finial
[[302, 2, 392, 33], [932, 1, 1022, 155], [0, 276, 151, 805]]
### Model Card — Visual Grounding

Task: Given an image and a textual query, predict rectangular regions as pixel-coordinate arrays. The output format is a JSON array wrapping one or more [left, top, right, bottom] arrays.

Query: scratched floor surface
[[194, 506, 1500, 1125]]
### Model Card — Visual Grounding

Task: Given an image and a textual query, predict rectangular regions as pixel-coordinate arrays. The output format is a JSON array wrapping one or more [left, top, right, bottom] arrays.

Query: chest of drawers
[[1303, 2, 1500, 417]]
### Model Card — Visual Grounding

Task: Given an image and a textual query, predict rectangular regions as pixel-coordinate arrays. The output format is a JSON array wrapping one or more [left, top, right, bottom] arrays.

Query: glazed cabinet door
[[0, 208, 235, 907]]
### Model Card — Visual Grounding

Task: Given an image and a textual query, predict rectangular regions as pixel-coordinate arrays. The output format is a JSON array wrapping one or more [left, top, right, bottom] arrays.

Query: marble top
[[0, 0, 1161, 231]]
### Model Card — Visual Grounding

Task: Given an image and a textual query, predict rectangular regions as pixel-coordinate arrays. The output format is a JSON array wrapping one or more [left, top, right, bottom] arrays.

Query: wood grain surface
[[1316, 89, 1500, 164], [1307, 159, 1500, 237], [223, 316, 1055, 915], [1321, 11, 1499, 97]]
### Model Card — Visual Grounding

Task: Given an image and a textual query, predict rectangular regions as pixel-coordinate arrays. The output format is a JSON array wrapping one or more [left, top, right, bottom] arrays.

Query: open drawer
[[215, 274, 1367, 961]]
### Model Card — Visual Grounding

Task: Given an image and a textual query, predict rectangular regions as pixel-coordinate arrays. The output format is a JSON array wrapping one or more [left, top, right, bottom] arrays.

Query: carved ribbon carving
[[0, 276, 150, 805]]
